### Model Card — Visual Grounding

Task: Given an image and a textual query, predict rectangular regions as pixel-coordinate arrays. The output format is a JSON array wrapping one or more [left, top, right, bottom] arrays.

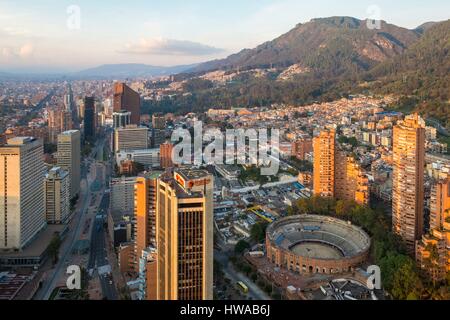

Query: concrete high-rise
[[313, 129, 336, 198], [57, 130, 81, 199], [83, 97, 96, 140], [113, 110, 132, 129], [156, 168, 213, 300], [114, 83, 141, 125], [0, 137, 46, 250], [44, 167, 70, 224], [114, 125, 149, 152], [392, 113, 426, 253]]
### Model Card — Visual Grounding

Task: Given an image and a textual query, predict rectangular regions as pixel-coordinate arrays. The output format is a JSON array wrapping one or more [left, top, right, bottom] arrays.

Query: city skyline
[[1, 0, 450, 72]]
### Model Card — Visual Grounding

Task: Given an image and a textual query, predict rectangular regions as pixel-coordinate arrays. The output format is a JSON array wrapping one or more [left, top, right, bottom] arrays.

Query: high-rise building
[[313, 129, 336, 198], [160, 142, 174, 169], [113, 83, 141, 125], [392, 113, 426, 253], [110, 176, 137, 222], [0, 137, 46, 250], [48, 108, 73, 143], [335, 150, 370, 205], [416, 174, 450, 282], [138, 247, 158, 300], [313, 129, 369, 205], [292, 137, 313, 161], [134, 172, 162, 272], [151, 129, 166, 148], [64, 90, 73, 112], [57, 130, 81, 199], [114, 125, 149, 152], [113, 110, 132, 129], [83, 97, 96, 140], [156, 168, 213, 300], [44, 167, 70, 224], [152, 114, 166, 130]]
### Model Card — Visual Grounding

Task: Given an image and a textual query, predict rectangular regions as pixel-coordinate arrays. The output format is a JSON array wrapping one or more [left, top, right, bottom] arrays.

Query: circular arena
[[266, 215, 371, 275]]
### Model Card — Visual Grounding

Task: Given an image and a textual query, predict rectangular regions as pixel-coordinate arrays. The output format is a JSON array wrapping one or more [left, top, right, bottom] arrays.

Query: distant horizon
[[1, 0, 449, 73]]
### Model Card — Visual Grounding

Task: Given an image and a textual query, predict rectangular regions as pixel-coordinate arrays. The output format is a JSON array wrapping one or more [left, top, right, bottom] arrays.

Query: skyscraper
[[0, 137, 46, 250], [57, 130, 81, 199], [134, 172, 162, 270], [160, 142, 174, 169], [335, 151, 370, 205], [114, 125, 149, 152], [48, 108, 73, 143], [313, 129, 369, 205], [113, 110, 132, 129], [156, 168, 213, 300], [313, 129, 336, 198], [44, 167, 70, 224], [83, 96, 96, 140], [113, 83, 141, 125], [392, 113, 426, 253], [416, 174, 450, 282], [152, 114, 166, 130]]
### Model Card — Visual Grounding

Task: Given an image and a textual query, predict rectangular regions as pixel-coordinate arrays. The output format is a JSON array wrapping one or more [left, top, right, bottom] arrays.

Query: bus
[[237, 281, 249, 294]]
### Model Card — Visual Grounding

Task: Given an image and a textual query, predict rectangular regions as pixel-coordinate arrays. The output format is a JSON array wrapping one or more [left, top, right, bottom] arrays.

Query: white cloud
[[0, 43, 34, 59], [119, 38, 224, 56], [19, 43, 34, 58]]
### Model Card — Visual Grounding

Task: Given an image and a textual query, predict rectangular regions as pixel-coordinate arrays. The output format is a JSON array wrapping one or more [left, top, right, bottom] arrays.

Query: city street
[[34, 139, 107, 300]]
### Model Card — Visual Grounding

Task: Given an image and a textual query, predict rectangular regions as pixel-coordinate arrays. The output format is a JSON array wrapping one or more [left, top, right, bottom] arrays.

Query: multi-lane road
[[34, 138, 118, 300]]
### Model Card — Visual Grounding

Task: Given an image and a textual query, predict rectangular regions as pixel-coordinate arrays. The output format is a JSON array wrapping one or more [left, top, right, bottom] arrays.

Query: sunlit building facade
[[392, 114, 426, 253], [156, 168, 213, 300], [313, 129, 336, 198], [416, 174, 450, 282], [0, 137, 46, 250]]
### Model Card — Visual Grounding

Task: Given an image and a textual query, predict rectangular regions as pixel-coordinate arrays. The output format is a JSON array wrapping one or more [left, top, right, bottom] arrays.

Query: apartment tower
[[392, 113, 426, 253], [44, 167, 70, 224], [313, 129, 336, 197], [416, 174, 450, 282]]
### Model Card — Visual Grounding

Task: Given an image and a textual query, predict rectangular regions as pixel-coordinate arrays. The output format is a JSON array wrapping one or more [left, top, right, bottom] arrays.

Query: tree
[[47, 233, 62, 265], [250, 223, 268, 243], [234, 240, 251, 254], [390, 260, 423, 300]]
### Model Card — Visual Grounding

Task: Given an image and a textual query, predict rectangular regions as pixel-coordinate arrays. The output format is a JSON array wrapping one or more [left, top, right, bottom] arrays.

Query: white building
[[114, 125, 149, 152], [57, 130, 81, 199], [110, 176, 137, 221], [0, 137, 46, 250], [45, 167, 70, 224], [115, 149, 160, 169]]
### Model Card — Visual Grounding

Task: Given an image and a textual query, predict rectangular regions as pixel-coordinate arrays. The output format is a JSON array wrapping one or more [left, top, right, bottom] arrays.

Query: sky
[[0, 0, 449, 73]]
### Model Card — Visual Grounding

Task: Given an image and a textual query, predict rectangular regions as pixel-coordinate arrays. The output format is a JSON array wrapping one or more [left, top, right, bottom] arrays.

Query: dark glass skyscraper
[[84, 96, 96, 141], [113, 83, 141, 125]]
